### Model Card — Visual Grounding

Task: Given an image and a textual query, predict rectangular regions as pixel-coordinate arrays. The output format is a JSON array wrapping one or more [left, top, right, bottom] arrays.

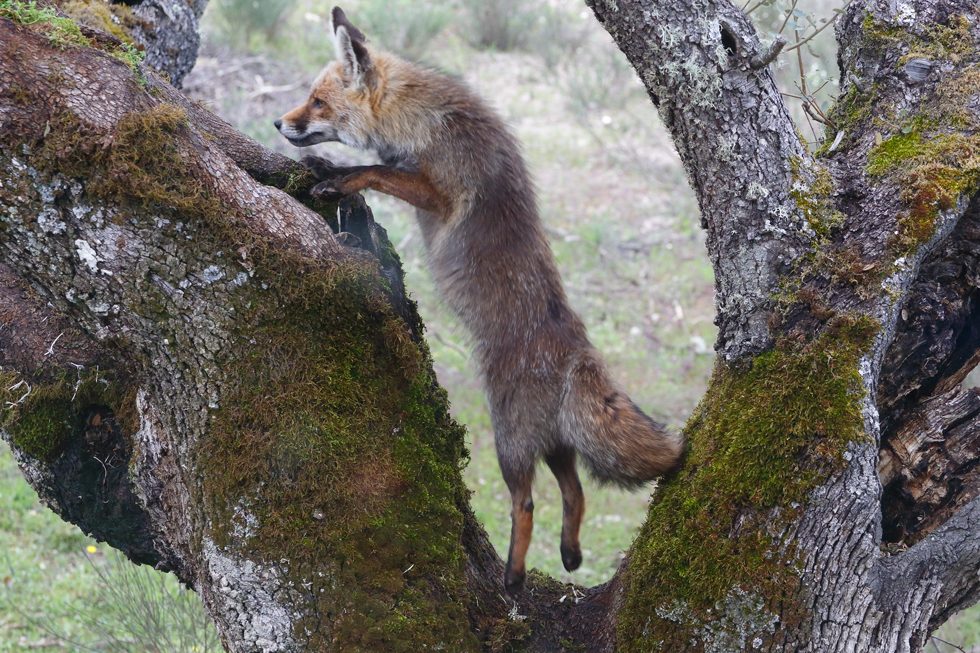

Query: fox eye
[[312, 98, 325, 109]]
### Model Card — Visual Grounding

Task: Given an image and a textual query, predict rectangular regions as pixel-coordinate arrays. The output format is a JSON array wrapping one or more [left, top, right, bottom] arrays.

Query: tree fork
[[585, 0, 980, 649], [2, 0, 980, 651]]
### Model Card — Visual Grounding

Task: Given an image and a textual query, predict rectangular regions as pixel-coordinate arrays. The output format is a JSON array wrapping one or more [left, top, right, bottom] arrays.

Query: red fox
[[275, 7, 684, 591]]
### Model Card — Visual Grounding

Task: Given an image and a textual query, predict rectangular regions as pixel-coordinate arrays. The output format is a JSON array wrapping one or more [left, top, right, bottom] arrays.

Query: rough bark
[[583, 0, 980, 651], [2, 0, 980, 652], [126, 0, 207, 88], [0, 12, 503, 652]]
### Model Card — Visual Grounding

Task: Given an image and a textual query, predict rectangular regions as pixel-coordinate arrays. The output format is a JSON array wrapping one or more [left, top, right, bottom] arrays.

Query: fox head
[[274, 7, 377, 149]]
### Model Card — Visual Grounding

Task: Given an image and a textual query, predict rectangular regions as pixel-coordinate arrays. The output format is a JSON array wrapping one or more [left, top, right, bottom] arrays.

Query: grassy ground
[[3, 0, 980, 650], [0, 447, 220, 651]]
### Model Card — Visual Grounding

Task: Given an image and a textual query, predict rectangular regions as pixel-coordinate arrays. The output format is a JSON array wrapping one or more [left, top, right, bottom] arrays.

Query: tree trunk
[[583, 0, 980, 650], [1, 0, 979, 651]]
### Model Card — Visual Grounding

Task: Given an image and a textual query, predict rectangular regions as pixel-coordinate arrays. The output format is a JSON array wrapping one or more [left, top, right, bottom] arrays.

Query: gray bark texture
[[583, 0, 980, 651], [0, 0, 979, 651]]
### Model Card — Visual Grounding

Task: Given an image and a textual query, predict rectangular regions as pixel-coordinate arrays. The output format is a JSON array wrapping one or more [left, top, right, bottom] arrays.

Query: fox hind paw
[[504, 566, 526, 593], [560, 543, 582, 572]]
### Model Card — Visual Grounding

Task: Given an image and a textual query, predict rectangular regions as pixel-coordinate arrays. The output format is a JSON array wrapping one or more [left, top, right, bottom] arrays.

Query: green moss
[[198, 256, 479, 651], [900, 14, 974, 64], [1, 0, 149, 78], [617, 315, 879, 652], [779, 157, 881, 305], [929, 65, 980, 129], [0, 368, 137, 462], [7, 83, 34, 105], [866, 129, 924, 174], [487, 610, 531, 653], [861, 12, 901, 42], [789, 157, 844, 239], [61, 0, 142, 45], [860, 13, 974, 64], [94, 105, 213, 212], [0, 0, 87, 49], [34, 105, 222, 224], [9, 395, 74, 460], [867, 126, 980, 256]]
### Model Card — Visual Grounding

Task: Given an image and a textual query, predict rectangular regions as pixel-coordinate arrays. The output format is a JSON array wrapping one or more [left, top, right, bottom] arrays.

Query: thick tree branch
[[878, 493, 980, 632], [585, 0, 811, 361], [127, 0, 207, 88], [587, 0, 980, 649], [878, 196, 980, 415]]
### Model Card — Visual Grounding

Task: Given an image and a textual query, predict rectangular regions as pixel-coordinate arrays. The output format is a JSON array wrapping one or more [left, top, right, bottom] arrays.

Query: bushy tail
[[558, 349, 684, 488]]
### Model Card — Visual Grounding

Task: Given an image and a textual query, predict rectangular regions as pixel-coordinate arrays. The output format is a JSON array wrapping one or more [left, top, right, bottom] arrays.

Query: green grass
[[1, 445, 94, 650], [0, 446, 219, 651]]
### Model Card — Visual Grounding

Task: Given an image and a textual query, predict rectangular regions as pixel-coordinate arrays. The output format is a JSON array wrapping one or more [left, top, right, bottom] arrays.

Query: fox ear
[[331, 7, 366, 43], [330, 10, 374, 90], [332, 26, 375, 89]]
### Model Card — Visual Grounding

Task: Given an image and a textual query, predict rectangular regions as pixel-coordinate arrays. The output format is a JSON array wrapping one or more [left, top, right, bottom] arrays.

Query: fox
[[275, 7, 684, 591]]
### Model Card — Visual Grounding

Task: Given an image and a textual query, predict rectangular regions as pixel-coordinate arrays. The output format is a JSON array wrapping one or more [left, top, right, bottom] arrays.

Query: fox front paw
[[300, 155, 338, 180], [310, 180, 348, 202]]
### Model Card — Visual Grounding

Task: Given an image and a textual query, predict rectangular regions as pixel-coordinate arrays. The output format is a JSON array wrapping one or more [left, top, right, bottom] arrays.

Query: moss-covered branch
[[0, 13, 507, 651]]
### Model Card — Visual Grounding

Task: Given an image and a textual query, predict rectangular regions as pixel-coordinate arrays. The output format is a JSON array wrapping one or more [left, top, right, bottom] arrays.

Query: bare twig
[[783, 1, 855, 53], [431, 331, 470, 360], [777, 0, 799, 35], [795, 29, 808, 96], [750, 35, 787, 69], [94, 455, 109, 487], [246, 75, 303, 100], [44, 331, 64, 356], [803, 102, 831, 126], [931, 635, 966, 653]]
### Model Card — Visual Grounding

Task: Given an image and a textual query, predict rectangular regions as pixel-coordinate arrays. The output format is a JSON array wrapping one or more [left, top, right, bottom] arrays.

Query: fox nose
[[274, 119, 282, 131]]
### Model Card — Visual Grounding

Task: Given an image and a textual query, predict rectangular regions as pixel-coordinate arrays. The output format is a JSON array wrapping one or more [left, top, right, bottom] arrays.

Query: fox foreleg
[[302, 155, 449, 216]]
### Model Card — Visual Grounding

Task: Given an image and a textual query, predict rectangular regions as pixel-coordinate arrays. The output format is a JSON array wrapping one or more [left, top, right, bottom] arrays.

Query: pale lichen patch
[[74, 238, 101, 272], [655, 588, 779, 653]]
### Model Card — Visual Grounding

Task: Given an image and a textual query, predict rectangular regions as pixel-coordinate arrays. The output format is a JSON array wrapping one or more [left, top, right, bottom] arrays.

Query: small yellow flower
[[86, 545, 97, 554]]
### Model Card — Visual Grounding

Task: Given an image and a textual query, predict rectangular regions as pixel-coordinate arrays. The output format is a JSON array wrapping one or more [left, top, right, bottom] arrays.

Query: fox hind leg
[[501, 463, 534, 592], [545, 446, 584, 572]]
